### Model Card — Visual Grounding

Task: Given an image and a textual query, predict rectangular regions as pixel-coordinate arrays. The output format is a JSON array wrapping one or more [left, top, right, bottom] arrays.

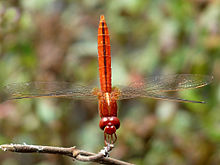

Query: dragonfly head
[[99, 116, 120, 145]]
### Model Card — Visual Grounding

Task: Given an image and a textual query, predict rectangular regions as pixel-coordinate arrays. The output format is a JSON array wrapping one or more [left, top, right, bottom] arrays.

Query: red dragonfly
[[0, 15, 213, 145]]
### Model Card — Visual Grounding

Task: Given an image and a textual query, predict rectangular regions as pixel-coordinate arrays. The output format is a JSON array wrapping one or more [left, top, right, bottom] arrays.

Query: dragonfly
[[0, 15, 213, 145]]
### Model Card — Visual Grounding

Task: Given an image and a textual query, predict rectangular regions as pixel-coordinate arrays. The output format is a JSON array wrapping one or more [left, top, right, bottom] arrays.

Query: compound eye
[[115, 122, 120, 129], [99, 117, 108, 130]]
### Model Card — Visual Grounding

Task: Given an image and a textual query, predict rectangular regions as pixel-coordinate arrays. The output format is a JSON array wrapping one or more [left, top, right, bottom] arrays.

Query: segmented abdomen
[[97, 15, 112, 93]]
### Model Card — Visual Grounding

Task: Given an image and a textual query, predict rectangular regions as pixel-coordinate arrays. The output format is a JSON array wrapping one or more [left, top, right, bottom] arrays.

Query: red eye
[[99, 117, 108, 130], [99, 117, 120, 131]]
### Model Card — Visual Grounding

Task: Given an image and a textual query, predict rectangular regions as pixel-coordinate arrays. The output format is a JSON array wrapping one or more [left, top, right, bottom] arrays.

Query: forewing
[[0, 82, 98, 103], [130, 74, 213, 92], [117, 74, 213, 102]]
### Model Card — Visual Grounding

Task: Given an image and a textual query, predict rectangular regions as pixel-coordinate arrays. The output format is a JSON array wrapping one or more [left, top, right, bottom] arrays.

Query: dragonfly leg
[[104, 133, 117, 146]]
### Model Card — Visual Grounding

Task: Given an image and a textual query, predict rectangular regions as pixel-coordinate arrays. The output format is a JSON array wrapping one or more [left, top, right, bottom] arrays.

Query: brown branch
[[0, 143, 134, 165]]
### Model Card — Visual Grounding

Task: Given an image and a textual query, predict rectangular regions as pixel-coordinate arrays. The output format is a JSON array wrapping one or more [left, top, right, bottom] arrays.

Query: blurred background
[[0, 0, 219, 165]]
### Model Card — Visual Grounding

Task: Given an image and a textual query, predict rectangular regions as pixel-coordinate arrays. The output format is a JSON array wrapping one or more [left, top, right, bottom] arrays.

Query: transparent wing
[[117, 74, 213, 103], [0, 82, 98, 103], [138, 91, 205, 103]]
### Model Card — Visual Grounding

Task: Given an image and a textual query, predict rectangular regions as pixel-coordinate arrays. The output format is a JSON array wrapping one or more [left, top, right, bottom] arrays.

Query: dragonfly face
[[0, 15, 213, 146], [99, 116, 120, 145]]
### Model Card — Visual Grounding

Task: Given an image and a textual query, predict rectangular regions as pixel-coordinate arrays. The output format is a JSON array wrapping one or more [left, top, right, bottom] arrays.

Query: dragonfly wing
[[117, 88, 205, 103], [141, 91, 205, 103], [116, 85, 144, 100], [137, 74, 213, 92], [0, 82, 98, 103], [116, 74, 213, 103]]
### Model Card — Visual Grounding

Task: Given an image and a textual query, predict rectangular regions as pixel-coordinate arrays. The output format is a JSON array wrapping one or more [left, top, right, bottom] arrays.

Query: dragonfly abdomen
[[98, 15, 112, 93]]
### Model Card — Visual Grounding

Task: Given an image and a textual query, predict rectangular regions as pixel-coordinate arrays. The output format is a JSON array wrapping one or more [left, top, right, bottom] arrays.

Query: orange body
[[98, 15, 112, 93], [97, 15, 120, 144], [97, 15, 119, 118]]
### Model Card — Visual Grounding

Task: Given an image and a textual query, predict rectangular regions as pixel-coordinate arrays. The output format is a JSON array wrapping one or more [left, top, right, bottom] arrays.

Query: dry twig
[[0, 143, 134, 165]]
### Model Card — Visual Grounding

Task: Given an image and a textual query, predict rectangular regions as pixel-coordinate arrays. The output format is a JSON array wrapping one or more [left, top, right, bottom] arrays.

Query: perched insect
[[0, 15, 213, 145]]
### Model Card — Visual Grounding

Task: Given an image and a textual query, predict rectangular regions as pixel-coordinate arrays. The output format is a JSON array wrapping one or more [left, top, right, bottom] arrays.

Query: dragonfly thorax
[[98, 92, 118, 117]]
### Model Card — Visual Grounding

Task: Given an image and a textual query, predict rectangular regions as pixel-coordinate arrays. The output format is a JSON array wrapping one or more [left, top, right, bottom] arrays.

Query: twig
[[0, 143, 134, 165]]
